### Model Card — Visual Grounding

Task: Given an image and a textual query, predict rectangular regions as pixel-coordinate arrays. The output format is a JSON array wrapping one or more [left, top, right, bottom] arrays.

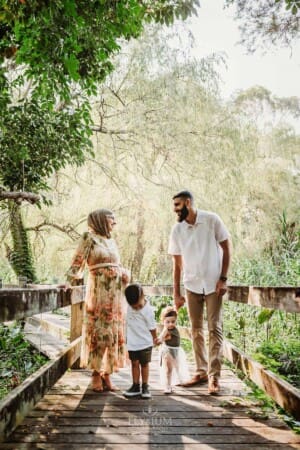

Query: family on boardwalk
[[66, 190, 231, 396]]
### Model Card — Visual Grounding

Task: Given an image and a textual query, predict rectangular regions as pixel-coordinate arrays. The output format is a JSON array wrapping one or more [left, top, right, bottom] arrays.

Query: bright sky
[[187, 0, 300, 100]]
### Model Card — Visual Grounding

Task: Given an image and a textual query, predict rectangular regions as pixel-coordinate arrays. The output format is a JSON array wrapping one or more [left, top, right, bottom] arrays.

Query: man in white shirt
[[168, 190, 231, 394]]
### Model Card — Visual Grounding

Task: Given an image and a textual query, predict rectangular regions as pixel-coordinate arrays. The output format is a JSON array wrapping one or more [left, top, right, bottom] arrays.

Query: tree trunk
[[6, 201, 37, 283], [131, 205, 145, 280]]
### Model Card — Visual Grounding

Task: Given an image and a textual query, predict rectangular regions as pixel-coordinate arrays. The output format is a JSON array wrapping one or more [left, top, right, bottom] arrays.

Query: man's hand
[[174, 294, 185, 311], [216, 279, 227, 297]]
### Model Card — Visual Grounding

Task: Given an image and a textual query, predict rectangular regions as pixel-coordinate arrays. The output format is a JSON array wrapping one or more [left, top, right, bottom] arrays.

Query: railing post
[[69, 286, 85, 342], [69, 285, 85, 368]]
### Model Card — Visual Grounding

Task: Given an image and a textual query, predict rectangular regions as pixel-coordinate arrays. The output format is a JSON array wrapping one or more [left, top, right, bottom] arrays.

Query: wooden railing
[[0, 285, 85, 441], [143, 285, 300, 420], [0, 284, 299, 441]]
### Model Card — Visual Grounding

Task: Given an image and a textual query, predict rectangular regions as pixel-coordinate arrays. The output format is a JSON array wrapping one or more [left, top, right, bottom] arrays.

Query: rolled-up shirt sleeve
[[168, 225, 181, 255], [213, 214, 230, 243]]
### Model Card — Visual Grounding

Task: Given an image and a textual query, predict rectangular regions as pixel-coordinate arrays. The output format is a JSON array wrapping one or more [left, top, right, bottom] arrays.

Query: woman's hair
[[87, 208, 113, 238], [160, 305, 177, 322], [124, 283, 143, 305]]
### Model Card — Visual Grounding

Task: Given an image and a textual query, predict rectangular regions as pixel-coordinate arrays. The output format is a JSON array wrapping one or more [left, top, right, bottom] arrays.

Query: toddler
[[157, 306, 190, 394], [123, 283, 157, 399]]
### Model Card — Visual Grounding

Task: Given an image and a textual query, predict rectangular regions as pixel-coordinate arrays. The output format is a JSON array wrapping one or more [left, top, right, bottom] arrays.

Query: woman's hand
[[121, 268, 131, 285], [57, 282, 71, 291]]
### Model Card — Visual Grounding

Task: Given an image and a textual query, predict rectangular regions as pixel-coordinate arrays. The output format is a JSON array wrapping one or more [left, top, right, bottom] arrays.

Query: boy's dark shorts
[[128, 346, 152, 365]]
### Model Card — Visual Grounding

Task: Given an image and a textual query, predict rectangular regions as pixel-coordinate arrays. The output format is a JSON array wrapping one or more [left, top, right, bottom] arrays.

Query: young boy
[[124, 283, 157, 399]]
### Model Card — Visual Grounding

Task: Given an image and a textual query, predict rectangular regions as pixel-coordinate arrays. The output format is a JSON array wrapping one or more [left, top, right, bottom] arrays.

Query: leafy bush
[[0, 323, 48, 400], [224, 302, 300, 387]]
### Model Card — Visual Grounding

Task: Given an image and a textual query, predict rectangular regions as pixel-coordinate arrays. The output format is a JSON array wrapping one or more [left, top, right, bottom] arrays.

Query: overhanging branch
[[0, 191, 40, 204]]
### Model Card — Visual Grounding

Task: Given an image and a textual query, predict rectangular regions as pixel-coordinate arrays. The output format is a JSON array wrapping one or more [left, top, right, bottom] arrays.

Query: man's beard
[[178, 205, 189, 222]]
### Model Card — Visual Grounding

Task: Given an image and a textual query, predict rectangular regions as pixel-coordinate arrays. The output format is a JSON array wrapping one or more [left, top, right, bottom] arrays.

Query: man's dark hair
[[124, 283, 143, 305], [172, 190, 193, 202]]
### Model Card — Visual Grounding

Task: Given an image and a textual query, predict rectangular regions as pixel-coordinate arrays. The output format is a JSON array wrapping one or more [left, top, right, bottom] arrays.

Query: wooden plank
[[1, 285, 299, 323], [143, 285, 174, 296], [223, 340, 300, 420], [5, 432, 300, 444], [16, 417, 282, 427], [0, 286, 85, 322], [12, 425, 282, 435], [1, 445, 299, 450], [3, 353, 299, 449], [0, 337, 81, 442], [226, 286, 300, 313], [70, 302, 84, 342], [0, 288, 69, 322], [26, 409, 253, 419], [144, 285, 300, 313]]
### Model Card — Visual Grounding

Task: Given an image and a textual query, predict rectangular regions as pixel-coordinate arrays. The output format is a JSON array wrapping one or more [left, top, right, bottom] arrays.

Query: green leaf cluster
[[0, 0, 199, 99], [0, 0, 199, 198], [0, 322, 48, 400], [0, 98, 92, 194]]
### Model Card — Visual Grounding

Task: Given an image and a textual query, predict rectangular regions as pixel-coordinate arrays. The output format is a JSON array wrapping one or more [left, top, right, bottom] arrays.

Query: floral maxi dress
[[66, 232, 127, 374]]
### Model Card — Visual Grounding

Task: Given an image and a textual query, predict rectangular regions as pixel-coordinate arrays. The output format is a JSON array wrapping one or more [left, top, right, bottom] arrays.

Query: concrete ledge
[[26, 311, 70, 343], [23, 323, 69, 359]]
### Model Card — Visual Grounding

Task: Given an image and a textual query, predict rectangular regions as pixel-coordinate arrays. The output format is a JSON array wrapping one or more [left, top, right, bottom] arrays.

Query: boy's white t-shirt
[[126, 299, 156, 351]]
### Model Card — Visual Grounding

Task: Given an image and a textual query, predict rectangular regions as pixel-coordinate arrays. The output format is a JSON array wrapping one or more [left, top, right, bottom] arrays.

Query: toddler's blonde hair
[[160, 305, 177, 323]]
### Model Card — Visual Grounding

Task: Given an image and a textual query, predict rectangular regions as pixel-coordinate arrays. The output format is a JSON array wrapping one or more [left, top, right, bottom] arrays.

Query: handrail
[[0, 286, 84, 322], [0, 283, 299, 421], [143, 285, 300, 313], [0, 284, 299, 323]]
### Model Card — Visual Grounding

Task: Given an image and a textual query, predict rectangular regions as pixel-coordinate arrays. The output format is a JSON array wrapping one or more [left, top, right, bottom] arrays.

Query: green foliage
[[257, 308, 274, 324], [0, 98, 93, 194], [224, 302, 300, 387], [254, 339, 300, 388], [0, 322, 48, 400], [225, 0, 300, 52], [180, 337, 193, 355], [231, 212, 300, 286], [150, 295, 173, 322], [0, 0, 199, 279], [0, 0, 199, 100], [7, 202, 37, 281], [150, 294, 190, 326]]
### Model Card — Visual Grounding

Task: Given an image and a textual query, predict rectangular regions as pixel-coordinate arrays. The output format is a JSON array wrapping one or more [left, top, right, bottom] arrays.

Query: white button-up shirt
[[168, 209, 230, 295]]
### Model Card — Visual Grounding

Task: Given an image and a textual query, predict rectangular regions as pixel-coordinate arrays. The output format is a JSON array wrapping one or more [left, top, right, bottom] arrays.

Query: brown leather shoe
[[208, 377, 220, 395], [181, 374, 208, 387]]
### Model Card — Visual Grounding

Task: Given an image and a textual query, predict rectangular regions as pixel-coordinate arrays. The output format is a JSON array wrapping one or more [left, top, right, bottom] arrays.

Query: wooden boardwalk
[[2, 351, 300, 450]]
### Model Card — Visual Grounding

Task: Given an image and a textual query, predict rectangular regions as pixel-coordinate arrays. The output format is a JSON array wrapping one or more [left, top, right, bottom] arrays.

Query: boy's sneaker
[[141, 383, 151, 399], [123, 383, 141, 398]]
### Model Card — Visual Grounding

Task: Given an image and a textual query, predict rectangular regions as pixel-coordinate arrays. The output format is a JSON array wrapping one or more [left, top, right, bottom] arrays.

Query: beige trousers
[[185, 290, 223, 379]]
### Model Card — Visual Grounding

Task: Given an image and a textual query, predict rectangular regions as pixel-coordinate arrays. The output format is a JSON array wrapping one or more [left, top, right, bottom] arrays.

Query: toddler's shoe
[[123, 383, 141, 398], [164, 385, 172, 394], [141, 383, 151, 399]]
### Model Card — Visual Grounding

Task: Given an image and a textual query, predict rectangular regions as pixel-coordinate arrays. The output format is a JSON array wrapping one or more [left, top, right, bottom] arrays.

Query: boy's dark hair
[[172, 190, 193, 203], [124, 283, 143, 305]]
